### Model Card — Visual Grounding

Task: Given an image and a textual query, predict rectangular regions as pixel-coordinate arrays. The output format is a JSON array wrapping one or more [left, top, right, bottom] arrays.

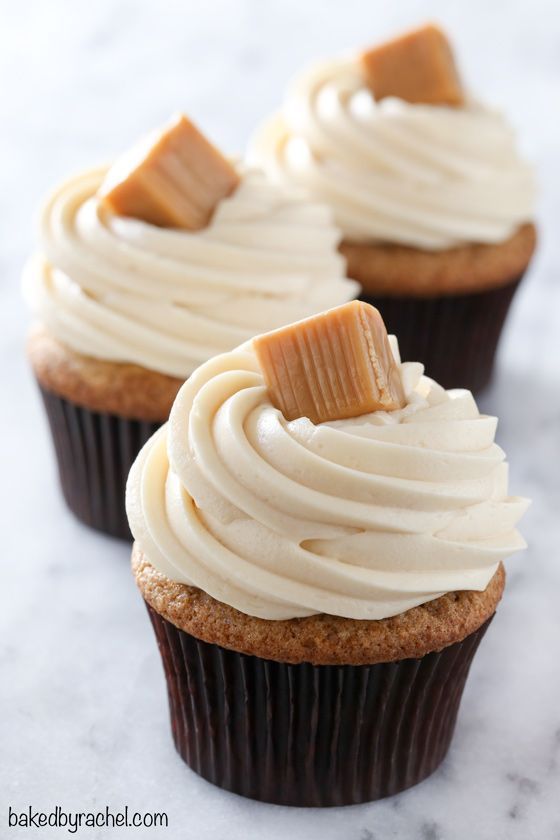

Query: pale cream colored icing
[[24, 165, 358, 377], [126, 337, 528, 620], [249, 57, 536, 249]]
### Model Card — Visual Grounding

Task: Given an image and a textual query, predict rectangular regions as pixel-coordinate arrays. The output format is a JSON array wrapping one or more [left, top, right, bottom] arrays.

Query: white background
[[1, 1, 559, 838]]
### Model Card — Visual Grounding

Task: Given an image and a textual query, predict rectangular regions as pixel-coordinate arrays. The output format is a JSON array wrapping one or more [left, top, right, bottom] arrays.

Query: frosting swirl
[[249, 58, 536, 249], [24, 166, 357, 378], [126, 338, 528, 621]]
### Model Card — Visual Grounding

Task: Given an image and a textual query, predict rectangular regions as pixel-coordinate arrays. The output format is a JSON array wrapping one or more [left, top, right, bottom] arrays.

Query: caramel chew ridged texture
[[253, 301, 406, 424], [360, 23, 464, 106], [98, 114, 240, 230]]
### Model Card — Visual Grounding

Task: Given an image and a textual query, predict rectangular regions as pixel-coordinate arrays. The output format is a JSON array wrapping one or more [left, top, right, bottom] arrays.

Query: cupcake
[[249, 24, 537, 393], [126, 300, 528, 806], [24, 114, 358, 539]]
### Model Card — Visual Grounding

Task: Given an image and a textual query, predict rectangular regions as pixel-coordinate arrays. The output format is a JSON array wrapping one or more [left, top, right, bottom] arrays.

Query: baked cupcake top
[[126, 301, 528, 621], [249, 25, 536, 250], [23, 115, 358, 379]]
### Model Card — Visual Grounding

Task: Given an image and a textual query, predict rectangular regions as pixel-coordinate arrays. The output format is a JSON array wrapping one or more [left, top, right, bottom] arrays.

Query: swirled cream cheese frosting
[[126, 335, 529, 621], [23, 166, 358, 378], [249, 57, 536, 249]]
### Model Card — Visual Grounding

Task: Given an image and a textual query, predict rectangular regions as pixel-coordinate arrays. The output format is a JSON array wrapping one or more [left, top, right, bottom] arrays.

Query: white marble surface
[[1, 1, 560, 838]]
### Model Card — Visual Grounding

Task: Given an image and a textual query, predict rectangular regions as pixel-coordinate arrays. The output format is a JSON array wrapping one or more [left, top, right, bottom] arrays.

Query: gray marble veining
[[1, 1, 559, 838]]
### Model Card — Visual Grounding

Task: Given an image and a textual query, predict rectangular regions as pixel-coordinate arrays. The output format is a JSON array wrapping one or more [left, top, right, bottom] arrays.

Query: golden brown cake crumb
[[341, 223, 537, 297], [360, 24, 463, 107], [27, 327, 184, 421], [132, 544, 505, 666], [253, 301, 405, 423]]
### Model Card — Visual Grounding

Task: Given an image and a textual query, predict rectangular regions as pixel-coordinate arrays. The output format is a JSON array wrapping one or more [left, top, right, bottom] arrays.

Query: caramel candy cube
[[98, 114, 240, 230], [253, 301, 405, 424], [360, 24, 464, 106]]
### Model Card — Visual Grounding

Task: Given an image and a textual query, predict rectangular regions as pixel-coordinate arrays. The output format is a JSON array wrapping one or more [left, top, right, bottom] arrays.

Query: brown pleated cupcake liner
[[360, 274, 523, 393], [38, 385, 161, 540], [146, 601, 492, 806]]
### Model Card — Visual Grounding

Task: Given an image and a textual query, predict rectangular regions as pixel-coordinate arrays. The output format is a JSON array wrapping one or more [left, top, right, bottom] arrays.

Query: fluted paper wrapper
[[361, 275, 523, 393], [147, 602, 492, 806], [39, 386, 160, 540]]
